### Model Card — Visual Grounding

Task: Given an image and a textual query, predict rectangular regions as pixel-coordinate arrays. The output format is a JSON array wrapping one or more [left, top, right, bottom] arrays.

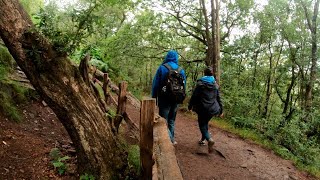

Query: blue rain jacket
[[152, 50, 186, 98]]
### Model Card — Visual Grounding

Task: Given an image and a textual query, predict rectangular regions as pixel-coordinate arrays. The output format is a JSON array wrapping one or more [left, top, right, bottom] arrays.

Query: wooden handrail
[[140, 98, 183, 180], [84, 66, 185, 179], [11, 60, 183, 179]]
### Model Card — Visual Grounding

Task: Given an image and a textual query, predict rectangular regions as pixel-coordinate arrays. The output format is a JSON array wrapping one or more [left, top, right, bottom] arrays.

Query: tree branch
[[301, 0, 313, 32], [168, 11, 207, 45]]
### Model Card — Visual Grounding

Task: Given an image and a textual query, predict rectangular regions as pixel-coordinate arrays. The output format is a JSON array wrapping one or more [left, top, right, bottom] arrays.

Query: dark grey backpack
[[160, 63, 186, 104]]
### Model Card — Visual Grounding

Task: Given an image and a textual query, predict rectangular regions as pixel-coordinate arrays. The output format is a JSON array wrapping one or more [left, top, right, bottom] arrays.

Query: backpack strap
[[163, 63, 182, 73], [163, 63, 172, 71]]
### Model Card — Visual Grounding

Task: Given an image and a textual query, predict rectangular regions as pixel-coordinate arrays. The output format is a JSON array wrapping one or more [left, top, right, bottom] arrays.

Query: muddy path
[[125, 99, 316, 180], [173, 112, 315, 180]]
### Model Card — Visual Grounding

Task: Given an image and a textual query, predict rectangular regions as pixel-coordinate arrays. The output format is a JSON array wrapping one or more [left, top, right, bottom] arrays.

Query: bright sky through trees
[[48, 0, 269, 10], [44, 0, 78, 9], [45, 0, 269, 45]]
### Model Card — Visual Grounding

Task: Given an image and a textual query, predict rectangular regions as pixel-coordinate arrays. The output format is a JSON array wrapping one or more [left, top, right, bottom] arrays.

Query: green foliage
[[273, 113, 320, 166], [218, 0, 320, 176], [19, 0, 44, 20], [80, 173, 96, 180], [0, 45, 15, 79], [127, 145, 140, 173], [33, 4, 76, 53], [49, 148, 70, 175], [33, 0, 134, 54], [106, 108, 117, 119], [0, 46, 31, 122], [0, 91, 21, 122], [230, 116, 255, 129]]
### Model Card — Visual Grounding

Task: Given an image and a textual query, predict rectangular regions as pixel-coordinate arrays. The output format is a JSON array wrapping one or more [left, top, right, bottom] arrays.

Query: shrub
[[49, 148, 70, 175], [80, 173, 95, 180]]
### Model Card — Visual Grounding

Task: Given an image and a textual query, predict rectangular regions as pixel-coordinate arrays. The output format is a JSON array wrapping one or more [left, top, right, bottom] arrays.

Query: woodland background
[[0, 0, 319, 178]]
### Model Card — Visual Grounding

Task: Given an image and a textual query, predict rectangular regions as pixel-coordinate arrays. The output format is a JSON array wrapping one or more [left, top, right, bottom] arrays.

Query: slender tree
[[301, 0, 319, 113]]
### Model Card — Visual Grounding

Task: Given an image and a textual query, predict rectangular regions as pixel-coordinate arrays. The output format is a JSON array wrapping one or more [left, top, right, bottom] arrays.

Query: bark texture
[[303, 0, 319, 112], [200, 0, 221, 83], [0, 0, 128, 179]]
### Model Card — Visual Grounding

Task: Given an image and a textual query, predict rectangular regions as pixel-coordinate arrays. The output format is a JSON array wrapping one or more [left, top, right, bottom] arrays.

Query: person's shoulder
[[196, 80, 205, 86], [158, 63, 167, 69], [175, 64, 185, 73]]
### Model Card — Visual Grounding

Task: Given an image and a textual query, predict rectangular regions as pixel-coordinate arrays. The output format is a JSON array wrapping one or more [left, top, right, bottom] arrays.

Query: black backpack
[[160, 63, 186, 104]]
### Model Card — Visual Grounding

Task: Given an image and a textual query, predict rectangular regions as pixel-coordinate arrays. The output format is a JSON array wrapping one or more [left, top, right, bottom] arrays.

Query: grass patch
[[127, 145, 140, 174], [116, 121, 140, 178]]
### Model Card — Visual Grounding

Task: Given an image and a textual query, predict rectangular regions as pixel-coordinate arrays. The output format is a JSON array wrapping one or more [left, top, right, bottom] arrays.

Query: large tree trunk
[[214, 0, 221, 84], [0, 0, 128, 179], [200, 0, 221, 83], [303, 0, 319, 113], [200, 0, 214, 68]]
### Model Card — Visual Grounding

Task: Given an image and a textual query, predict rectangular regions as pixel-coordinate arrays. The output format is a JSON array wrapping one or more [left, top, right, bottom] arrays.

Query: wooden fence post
[[140, 97, 155, 180], [102, 73, 110, 104], [114, 81, 128, 132]]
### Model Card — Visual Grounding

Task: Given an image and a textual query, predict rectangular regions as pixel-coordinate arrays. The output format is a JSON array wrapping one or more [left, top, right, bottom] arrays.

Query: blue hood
[[152, 50, 186, 98], [199, 76, 215, 84], [163, 50, 179, 64]]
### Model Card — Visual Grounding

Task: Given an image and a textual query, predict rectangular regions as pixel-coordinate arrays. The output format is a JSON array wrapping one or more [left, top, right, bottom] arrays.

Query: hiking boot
[[208, 138, 215, 153], [173, 141, 178, 145], [198, 140, 206, 146]]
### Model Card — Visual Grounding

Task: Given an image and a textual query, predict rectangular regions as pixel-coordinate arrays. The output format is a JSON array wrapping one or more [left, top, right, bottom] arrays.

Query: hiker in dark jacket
[[188, 67, 223, 153], [152, 50, 186, 144]]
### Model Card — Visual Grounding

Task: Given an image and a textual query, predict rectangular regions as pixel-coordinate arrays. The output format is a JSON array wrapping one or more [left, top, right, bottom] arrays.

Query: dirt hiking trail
[[0, 100, 317, 179], [174, 112, 316, 180], [126, 100, 316, 180]]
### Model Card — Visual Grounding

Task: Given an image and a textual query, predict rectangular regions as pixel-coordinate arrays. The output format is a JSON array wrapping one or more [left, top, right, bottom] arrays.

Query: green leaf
[[52, 161, 64, 168], [58, 168, 66, 175], [59, 156, 70, 161]]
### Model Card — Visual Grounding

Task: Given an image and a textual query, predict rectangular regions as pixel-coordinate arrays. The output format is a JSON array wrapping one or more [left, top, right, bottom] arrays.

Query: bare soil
[[0, 100, 76, 180], [0, 99, 318, 180]]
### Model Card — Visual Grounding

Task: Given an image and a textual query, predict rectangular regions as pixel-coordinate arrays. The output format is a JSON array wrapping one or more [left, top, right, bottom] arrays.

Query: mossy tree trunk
[[302, 0, 319, 113], [0, 0, 128, 179]]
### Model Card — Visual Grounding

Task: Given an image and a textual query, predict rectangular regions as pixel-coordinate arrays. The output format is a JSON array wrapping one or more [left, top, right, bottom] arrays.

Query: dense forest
[[0, 0, 319, 179]]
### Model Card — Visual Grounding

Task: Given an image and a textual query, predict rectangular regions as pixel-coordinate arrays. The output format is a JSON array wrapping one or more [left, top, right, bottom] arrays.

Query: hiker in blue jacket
[[152, 50, 186, 145], [188, 66, 223, 153]]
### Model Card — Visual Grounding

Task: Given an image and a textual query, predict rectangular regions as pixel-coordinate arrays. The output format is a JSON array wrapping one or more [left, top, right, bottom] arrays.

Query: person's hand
[[219, 113, 224, 118]]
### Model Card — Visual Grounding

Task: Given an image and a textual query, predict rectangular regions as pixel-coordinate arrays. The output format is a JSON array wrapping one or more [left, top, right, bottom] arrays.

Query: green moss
[[0, 91, 21, 122], [0, 81, 33, 122], [0, 45, 15, 80]]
